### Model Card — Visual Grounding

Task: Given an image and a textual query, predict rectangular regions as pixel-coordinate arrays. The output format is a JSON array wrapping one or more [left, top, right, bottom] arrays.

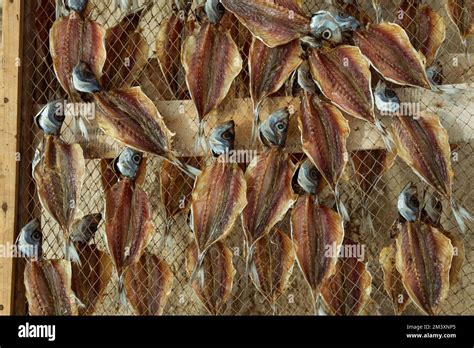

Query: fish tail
[[250, 103, 262, 148], [451, 198, 473, 234], [170, 157, 200, 179], [334, 186, 350, 222], [243, 242, 255, 285], [195, 123, 208, 156], [116, 274, 128, 308], [65, 240, 81, 265], [189, 251, 206, 287], [375, 119, 393, 152], [312, 290, 321, 316], [374, 3, 382, 23]]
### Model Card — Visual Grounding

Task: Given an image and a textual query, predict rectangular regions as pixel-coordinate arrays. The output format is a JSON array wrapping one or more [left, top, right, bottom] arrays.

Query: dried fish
[[124, 253, 174, 315], [293, 158, 326, 196], [297, 61, 318, 95], [333, 0, 372, 27], [310, 11, 343, 44], [320, 238, 372, 316], [250, 228, 295, 308], [446, 0, 474, 46], [391, 112, 472, 232], [189, 122, 247, 281], [70, 213, 102, 245], [353, 23, 431, 89], [333, 11, 361, 32], [243, 109, 296, 260], [63, 0, 88, 14], [16, 219, 43, 260], [249, 37, 302, 144], [182, 22, 242, 152], [299, 93, 350, 221], [186, 241, 235, 315], [24, 260, 77, 315], [50, 11, 106, 100], [374, 81, 401, 115]]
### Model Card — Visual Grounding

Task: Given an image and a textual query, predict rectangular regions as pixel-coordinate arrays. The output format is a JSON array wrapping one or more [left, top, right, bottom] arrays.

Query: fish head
[[259, 107, 290, 148], [426, 64, 443, 86], [334, 11, 360, 31], [209, 120, 235, 157], [310, 11, 343, 44], [71, 213, 102, 245], [34, 99, 66, 136], [296, 158, 321, 195], [72, 61, 101, 94], [205, 0, 225, 24], [422, 192, 443, 226], [397, 183, 420, 222], [374, 81, 400, 114], [16, 219, 42, 260], [63, 0, 89, 13], [114, 147, 143, 179]]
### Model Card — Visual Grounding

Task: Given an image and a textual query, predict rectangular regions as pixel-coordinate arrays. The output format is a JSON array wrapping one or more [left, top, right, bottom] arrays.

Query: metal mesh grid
[[17, 0, 474, 315]]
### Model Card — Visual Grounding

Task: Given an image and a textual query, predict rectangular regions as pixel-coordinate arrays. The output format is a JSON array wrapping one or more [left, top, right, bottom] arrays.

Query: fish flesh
[[353, 23, 431, 89], [24, 260, 77, 315], [243, 109, 296, 259], [189, 122, 247, 281], [182, 22, 242, 152], [186, 241, 235, 315], [320, 238, 372, 316], [102, 5, 150, 89], [16, 219, 43, 260], [104, 179, 155, 306], [50, 11, 106, 100], [446, 0, 474, 46], [124, 253, 174, 315], [391, 112, 472, 232], [379, 242, 410, 315], [249, 37, 302, 144], [250, 228, 295, 308], [396, 2, 446, 67], [221, 0, 311, 48], [299, 93, 350, 221], [291, 194, 344, 313], [395, 220, 454, 315]]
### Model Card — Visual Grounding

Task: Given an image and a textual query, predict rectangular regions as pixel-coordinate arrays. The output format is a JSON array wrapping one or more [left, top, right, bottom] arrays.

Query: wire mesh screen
[[17, 0, 473, 316]]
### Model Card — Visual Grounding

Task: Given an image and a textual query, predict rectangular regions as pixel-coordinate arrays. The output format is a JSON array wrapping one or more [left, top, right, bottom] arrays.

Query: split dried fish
[[50, 11, 106, 100], [221, 0, 311, 48], [379, 242, 410, 315], [182, 22, 242, 151], [391, 112, 472, 232], [125, 253, 174, 315], [446, 0, 474, 47], [249, 37, 302, 144], [320, 238, 372, 316], [186, 241, 236, 315], [353, 23, 431, 89], [24, 260, 77, 315], [16, 219, 43, 260], [243, 109, 296, 265], [299, 93, 350, 221], [250, 228, 295, 308], [189, 121, 247, 281]]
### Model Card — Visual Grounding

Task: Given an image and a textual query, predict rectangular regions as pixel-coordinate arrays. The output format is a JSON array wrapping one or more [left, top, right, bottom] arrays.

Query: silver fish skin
[[205, 0, 225, 24], [209, 120, 235, 157], [34, 99, 66, 136], [334, 11, 360, 31], [72, 61, 101, 94], [374, 81, 400, 114], [398, 183, 420, 222], [63, 0, 88, 13], [114, 147, 143, 180], [16, 219, 43, 260], [310, 11, 343, 44], [297, 159, 321, 195], [426, 64, 443, 86], [259, 107, 290, 148], [70, 213, 103, 245]]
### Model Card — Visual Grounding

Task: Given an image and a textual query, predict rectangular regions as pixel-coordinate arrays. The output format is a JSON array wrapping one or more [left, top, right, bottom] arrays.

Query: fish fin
[[375, 119, 393, 152], [73, 293, 86, 310], [451, 198, 473, 234], [66, 241, 81, 265], [250, 103, 262, 148], [170, 157, 201, 179], [334, 186, 350, 222], [116, 274, 128, 308]]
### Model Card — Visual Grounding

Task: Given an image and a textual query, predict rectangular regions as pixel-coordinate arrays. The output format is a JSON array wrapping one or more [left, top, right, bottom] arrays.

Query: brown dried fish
[[250, 228, 295, 307], [379, 242, 410, 315], [291, 195, 345, 313], [446, 0, 474, 45], [249, 37, 302, 144], [334, 0, 372, 26], [102, 5, 150, 89], [24, 260, 78, 316], [221, 0, 311, 48], [353, 23, 431, 89], [299, 94, 350, 220], [104, 179, 154, 305], [124, 253, 174, 316], [186, 241, 236, 315], [33, 136, 85, 263], [391, 112, 471, 232], [320, 238, 372, 316], [50, 11, 106, 100], [182, 22, 242, 151], [395, 220, 454, 315]]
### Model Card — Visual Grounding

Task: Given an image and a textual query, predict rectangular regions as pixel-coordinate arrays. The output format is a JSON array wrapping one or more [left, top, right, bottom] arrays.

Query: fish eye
[[275, 122, 286, 131], [310, 168, 319, 179], [322, 29, 332, 40], [31, 231, 41, 242], [222, 130, 232, 140], [409, 195, 419, 208], [132, 154, 141, 164], [216, 3, 225, 13], [55, 113, 65, 122], [338, 12, 349, 19], [385, 89, 396, 99]]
